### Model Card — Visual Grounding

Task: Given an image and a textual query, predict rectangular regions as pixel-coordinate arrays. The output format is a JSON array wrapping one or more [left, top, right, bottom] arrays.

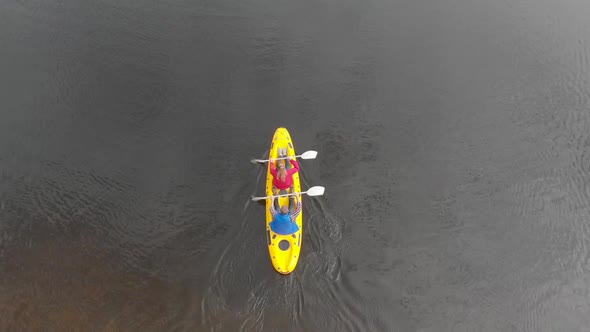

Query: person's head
[[280, 205, 289, 215], [276, 160, 287, 181]]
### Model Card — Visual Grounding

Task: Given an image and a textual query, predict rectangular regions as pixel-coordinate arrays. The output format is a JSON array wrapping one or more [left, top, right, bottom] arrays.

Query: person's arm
[[291, 197, 302, 222], [288, 159, 299, 174], [270, 163, 277, 177], [270, 197, 278, 218]]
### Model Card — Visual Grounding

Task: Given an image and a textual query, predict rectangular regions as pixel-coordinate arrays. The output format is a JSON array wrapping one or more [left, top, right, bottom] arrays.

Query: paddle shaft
[[251, 150, 317, 164], [251, 191, 306, 201], [269, 156, 298, 161], [268, 191, 305, 199], [251, 186, 324, 201]]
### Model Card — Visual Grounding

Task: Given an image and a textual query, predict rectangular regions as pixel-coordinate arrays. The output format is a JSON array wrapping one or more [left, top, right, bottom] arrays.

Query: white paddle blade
[[300, 150, 318, 160], [306, 186, 325, 197], [251, 195, 267, 201]]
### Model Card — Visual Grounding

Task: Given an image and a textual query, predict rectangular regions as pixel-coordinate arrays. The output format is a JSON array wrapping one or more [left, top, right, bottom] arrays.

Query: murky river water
[[1, 0, 590, 330]]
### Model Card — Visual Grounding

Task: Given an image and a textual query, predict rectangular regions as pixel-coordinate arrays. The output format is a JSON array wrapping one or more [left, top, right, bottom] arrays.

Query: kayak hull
[[266, 127, 302, 275]]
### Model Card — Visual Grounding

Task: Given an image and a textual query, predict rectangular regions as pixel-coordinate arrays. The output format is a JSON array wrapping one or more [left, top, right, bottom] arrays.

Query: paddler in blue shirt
[[269, 193, 302, 235]]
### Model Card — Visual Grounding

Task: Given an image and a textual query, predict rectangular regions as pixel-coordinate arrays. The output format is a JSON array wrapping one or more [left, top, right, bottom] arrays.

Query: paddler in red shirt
[[270, 158, 300, 195]]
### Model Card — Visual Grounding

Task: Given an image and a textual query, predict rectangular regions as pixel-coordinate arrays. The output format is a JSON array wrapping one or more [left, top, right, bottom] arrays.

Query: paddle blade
[[306, 186, 325, 197], [251, 195, 266, 201], [250, 158, 265, 164], [300, 150, 318, 160]]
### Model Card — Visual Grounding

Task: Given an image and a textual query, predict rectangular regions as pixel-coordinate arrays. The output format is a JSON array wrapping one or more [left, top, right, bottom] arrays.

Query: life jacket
[[270, 213, 300, 235]]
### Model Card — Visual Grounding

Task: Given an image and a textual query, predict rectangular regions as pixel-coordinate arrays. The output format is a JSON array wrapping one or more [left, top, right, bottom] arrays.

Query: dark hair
[[280, 206, 289, 215]]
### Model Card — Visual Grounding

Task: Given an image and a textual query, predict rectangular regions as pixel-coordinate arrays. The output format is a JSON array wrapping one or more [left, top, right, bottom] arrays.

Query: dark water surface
[[2, 0, 590, 330]]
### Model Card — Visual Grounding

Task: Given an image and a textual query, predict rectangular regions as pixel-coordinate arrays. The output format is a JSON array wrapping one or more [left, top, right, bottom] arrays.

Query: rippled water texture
[[2, 0, 590, 330]]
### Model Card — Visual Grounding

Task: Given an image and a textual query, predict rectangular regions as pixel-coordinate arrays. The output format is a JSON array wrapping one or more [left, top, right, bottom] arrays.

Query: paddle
[[250, 186, 325, 201], [250, 150, 318, 164]]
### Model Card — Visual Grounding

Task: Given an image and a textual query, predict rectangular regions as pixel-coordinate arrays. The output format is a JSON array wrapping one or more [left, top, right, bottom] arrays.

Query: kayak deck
[[265, 128, 302, 275]]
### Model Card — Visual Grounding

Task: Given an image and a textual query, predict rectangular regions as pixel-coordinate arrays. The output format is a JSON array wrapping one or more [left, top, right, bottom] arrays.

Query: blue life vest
[[270, 213, 300, 235]]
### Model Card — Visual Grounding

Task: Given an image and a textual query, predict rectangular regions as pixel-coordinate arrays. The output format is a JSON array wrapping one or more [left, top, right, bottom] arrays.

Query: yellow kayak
[[265, 127, 302, 275]]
